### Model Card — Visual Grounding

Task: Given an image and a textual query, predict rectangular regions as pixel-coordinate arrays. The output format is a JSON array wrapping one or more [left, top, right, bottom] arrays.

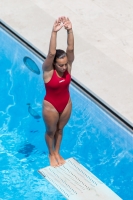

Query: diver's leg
[[54, 99, 72, 165], [42, 100, 59, 167]]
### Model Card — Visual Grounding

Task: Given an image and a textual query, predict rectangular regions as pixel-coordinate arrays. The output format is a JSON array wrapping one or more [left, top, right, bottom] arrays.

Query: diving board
[[38, 158, 122, 200]]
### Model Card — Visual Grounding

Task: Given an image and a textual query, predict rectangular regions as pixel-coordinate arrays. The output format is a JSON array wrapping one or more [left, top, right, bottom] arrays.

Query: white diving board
[[38, 158, 122, 200]]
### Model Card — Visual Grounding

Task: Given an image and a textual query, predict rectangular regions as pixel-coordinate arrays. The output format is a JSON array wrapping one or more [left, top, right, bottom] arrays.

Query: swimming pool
[[0, 22, 133, 200]]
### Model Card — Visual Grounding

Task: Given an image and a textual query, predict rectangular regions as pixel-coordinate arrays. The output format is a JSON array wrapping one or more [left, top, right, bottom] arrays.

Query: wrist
[[52, 30, 57, 33], [67, 29, 73, 34], [52, 27, 58, 33]]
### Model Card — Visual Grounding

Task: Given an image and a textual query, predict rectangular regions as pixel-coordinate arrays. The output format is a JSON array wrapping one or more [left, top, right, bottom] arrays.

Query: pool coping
[[1, 19, 133, 133]]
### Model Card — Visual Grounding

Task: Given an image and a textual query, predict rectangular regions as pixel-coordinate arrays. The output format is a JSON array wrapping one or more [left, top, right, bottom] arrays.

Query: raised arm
[[42, 18, 64, 72], [63, 17, 74, 65]]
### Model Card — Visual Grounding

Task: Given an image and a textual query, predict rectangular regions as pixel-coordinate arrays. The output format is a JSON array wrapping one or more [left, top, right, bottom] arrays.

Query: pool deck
[[0, 0, 133, 125]]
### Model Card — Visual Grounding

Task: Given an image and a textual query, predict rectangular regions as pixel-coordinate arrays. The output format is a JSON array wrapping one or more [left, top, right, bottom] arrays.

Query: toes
[[50, 153, 65, 167], [57, 156, 65, 166], [49, 154, 59, 167]]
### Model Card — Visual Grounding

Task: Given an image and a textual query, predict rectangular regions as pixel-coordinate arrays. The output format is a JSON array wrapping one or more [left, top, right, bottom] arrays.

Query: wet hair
[[54, 49, 67, 63]]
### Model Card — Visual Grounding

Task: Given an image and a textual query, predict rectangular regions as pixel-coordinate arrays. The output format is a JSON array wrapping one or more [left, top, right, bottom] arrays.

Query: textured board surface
[[38, 158, 122, 200]]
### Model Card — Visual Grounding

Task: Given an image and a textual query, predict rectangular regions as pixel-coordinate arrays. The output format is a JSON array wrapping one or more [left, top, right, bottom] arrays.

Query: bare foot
[[54, 152, 65, 166], [49, 154, 59, 167]]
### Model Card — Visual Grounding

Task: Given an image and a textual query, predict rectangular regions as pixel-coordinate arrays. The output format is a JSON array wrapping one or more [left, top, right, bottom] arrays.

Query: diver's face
[[55, 56, 68, 73]]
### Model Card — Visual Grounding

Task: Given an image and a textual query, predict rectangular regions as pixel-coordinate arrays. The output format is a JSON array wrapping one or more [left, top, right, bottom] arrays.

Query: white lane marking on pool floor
[[38, 158, 122, 200]]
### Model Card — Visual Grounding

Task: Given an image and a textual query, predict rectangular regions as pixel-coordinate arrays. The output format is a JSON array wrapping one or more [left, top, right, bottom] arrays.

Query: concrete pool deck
[[0, 0, 133, 125]]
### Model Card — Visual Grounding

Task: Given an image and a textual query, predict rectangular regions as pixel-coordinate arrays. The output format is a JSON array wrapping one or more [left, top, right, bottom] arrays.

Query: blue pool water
[[0, 27, 133, 200]]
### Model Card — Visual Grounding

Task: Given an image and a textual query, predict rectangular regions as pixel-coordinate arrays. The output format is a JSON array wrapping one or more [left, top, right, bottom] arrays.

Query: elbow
[[67, 48, 74, 52], [48, 51, 56, 57], [42, 62, 45, 71]]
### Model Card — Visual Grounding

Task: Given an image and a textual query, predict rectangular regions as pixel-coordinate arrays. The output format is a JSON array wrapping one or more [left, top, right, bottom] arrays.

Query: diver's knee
[[57, 128, 63, 135], [46, 129, 56, 138]]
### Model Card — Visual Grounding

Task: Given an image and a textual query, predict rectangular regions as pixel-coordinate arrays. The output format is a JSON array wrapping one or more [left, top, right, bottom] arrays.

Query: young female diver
[[42, 16, 74, 167]]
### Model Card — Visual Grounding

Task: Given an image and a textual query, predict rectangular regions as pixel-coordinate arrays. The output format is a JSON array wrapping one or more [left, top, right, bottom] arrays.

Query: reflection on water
[[18, 143, 35, 157], [27, 103, 41, 119]]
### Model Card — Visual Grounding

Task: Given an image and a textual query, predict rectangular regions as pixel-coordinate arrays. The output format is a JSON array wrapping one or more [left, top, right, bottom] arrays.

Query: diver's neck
[[55, 70, 64, 78]]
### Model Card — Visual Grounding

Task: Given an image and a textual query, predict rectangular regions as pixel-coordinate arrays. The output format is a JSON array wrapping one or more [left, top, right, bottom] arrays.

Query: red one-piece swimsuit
[[44, 70, 71, 113]]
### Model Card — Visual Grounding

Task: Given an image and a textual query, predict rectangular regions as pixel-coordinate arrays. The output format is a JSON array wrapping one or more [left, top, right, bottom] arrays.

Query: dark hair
[[54, 49, 66, 63]]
